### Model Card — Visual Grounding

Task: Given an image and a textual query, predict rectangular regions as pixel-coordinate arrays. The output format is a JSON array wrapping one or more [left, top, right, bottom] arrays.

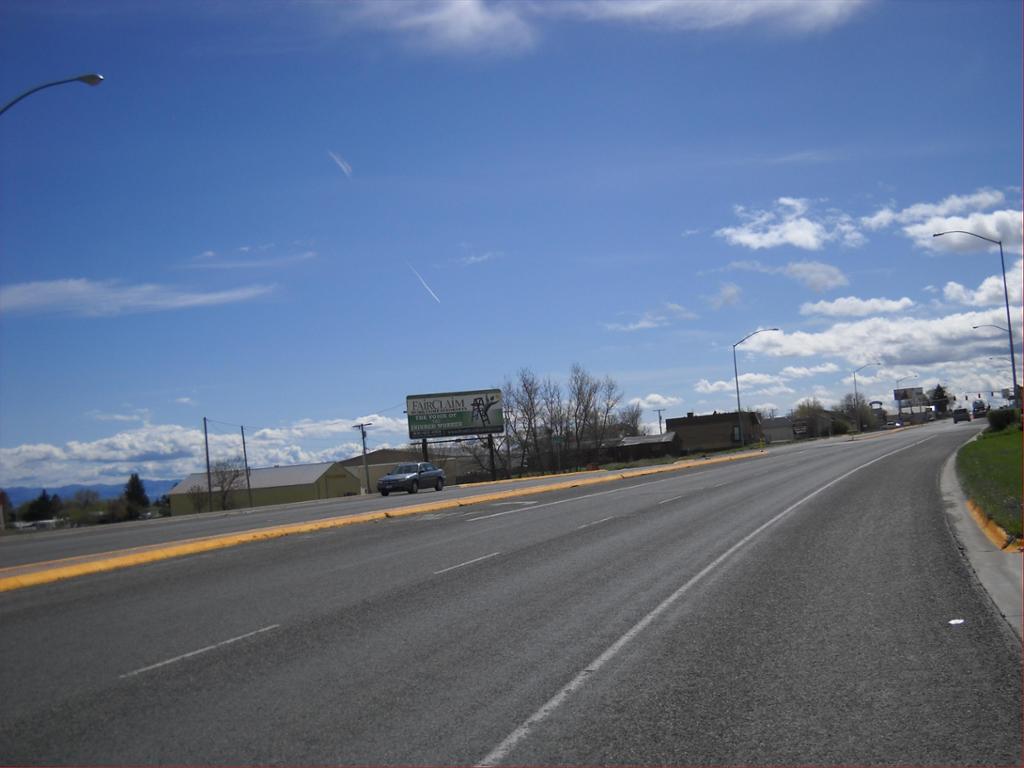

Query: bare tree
[[589, 375, 623, 461], [540, 376, 567, 472], [616, 402, 645, 437], [211, 458, 245, 511], [566, 363, 599, 467]]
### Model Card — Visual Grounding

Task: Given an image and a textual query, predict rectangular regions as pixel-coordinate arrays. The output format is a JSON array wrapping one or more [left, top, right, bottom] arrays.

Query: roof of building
[[762, 416, 794, 428], [169, 461, 337, 495], [336, 448, 421, 467], [618, 432, 678, 447], [665, 411, 760, 426]]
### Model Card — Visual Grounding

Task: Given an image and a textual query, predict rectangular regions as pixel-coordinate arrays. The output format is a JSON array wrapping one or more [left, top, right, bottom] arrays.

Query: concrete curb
[[0, 451, 767, 593], [940, 442, 1022, 640]]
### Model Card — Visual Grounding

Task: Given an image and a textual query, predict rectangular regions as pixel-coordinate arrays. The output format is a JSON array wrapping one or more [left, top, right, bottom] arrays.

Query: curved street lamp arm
[[0, 74, 103, 117], [733, 327, 780, 348], [932, 230, 1001, 247], [973, 324, 1009, 333]]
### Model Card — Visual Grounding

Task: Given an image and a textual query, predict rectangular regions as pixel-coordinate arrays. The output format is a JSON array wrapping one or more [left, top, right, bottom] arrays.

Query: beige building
[[167, 449, 467, 515]]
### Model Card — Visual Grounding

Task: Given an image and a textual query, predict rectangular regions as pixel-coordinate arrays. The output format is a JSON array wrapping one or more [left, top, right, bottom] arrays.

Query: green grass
[[956, 427, 1023, 538]]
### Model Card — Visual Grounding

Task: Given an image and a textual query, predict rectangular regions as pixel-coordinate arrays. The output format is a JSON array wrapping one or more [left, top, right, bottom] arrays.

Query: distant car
[[377, 462, 445, 495], [953, 408, 971, 423]]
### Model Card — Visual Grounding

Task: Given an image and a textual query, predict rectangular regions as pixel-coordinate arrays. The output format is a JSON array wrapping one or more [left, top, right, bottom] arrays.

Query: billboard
[[407, 389, 504, 439], [893, 386, 924, 402]]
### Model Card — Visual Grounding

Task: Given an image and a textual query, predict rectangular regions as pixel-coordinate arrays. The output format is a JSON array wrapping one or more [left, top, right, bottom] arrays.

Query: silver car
[[377, 462, 445, 495]]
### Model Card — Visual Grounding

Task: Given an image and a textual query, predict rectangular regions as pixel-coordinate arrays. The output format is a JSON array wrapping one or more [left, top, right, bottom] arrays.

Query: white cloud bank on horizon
[[0, 278, 274, 317], [0, 413, 415, 488]]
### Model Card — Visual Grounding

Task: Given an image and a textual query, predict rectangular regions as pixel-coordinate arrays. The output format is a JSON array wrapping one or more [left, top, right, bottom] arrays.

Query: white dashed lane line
[[434, 552, 501, 575], [120, 624, 280, 679]]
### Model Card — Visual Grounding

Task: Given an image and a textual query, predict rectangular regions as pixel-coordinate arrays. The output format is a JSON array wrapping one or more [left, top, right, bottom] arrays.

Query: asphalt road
[[0, 421, 1018, 765]]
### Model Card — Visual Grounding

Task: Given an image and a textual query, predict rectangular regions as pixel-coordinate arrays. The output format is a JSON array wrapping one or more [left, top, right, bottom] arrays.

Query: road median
[[0, 450, 766, 592]]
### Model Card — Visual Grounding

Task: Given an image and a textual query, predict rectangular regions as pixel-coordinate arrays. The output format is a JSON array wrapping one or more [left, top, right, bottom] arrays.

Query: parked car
[[377, 462, 445, 495], [953, 408, 971, 423]]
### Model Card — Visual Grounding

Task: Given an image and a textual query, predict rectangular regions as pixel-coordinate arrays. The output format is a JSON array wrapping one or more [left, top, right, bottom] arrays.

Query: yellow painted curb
[[965, 499, 1020, 552], [1, 450, 767, 592]]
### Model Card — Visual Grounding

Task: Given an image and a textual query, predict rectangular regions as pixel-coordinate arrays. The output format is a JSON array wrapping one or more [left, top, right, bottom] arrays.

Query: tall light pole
[[851, 361, 882, 432], [733, 328, 780, 447], [934, 231, 1019, 408], [0, 74, 104, 117]]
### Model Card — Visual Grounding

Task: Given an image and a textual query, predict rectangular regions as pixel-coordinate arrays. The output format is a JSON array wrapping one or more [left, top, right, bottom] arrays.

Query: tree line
[[448, 363, 645, 478], [2, 473, 169, 528]]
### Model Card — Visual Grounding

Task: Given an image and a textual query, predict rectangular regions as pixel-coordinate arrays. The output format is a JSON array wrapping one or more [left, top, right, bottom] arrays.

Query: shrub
[[987, 408, 1020, 432]]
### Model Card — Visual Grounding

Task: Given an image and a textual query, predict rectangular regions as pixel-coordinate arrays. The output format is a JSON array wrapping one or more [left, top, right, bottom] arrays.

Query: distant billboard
[[893, 386, 924, 402], [407, 389, 504, 439]]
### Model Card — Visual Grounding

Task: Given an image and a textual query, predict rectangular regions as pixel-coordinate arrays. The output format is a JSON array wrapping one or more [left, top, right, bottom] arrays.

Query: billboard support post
[[421, 438, 428, 462], [488, 434, 496, 481]]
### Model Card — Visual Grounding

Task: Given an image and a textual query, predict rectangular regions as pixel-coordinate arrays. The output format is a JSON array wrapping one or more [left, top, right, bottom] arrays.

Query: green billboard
[[406, 389, 504, 439]]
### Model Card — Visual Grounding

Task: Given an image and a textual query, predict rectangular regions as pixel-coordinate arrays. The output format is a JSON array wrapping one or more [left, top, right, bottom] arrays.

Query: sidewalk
[[940, 450, 1022, 639]]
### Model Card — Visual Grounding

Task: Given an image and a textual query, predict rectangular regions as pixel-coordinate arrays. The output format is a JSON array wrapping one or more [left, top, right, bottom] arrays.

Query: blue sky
[[1, 0, 1021, 487]]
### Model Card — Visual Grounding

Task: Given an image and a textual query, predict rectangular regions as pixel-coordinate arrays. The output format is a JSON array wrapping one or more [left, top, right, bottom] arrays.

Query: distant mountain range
[[3, 479, 181, 507]]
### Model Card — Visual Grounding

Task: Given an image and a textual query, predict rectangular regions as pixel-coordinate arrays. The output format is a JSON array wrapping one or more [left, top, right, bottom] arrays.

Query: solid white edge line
[[120, 624, 281, 679], [434, 551, 501, 575], [476, 435, 936, 766]]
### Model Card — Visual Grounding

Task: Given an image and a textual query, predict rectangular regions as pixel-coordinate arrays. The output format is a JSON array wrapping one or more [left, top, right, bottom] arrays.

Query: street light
[[895, 373, 918, 422], [934, 230, 1019, 407], [851, 361, 882, 432], [0, 74, 104, 117], [732, 327, 780, 447]]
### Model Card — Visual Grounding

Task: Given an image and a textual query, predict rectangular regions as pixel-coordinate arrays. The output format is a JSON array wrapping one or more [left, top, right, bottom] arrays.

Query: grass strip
[[956, 427, 1023, 538]]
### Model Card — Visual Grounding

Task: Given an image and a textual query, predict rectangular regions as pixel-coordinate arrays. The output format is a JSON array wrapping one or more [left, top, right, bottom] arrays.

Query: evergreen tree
[[124, 473, 150, 515], [24, 490, 56, 522]]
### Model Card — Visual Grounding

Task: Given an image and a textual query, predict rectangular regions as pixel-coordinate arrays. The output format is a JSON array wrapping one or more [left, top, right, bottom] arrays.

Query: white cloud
[[0, 414, 416, 487], [709, 282, 741, 309], [184, 251, 316, 270], [716, 198, 863, 251], [353, 0, 536, 53], [695, 373, 780, 393], [906, 210, 1024, 253], [629, 393, 682, 410], [548, 0, 866, 31], [346, 0, 867, 54], [782, 261, 849, 291], [175, 397, 196, 406], [780, 363, 840, 378], [861, 188, 1006, 230], [461, 251, 500, 265], [943, 258, 1023, 306], [800, 296, 915, 317], [740, 306, 1020, 370], [727, 259, 848, 292], [605, 302, 697, 331], [0, 279, 273, 317]]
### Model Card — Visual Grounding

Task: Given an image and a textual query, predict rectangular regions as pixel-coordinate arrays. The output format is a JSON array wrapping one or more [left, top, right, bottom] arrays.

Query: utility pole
[[354, 422, 373, 494], [203, 417, 214, 513], [240, 426, 253, 509], [654, 408, 665, 435]]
